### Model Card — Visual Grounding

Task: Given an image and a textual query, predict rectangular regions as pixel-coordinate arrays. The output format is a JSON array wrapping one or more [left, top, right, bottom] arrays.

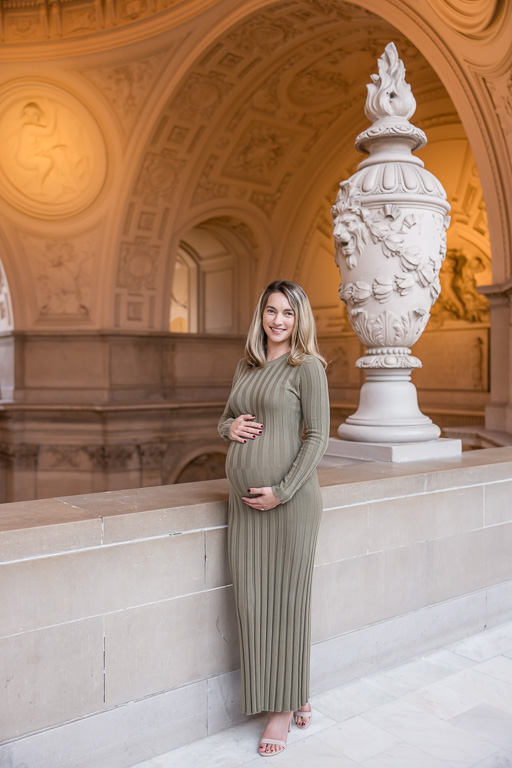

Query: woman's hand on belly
[[242, 486, 280, 511], [229, 414, 264, 443]]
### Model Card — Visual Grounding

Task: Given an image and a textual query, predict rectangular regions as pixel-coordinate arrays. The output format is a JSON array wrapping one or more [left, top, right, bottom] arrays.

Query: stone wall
[[1, 447, 512, 767], [0, 329, 488, 502]]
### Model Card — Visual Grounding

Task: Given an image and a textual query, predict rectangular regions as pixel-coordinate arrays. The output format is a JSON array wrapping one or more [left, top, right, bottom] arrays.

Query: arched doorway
[[169, 216, 257, 335]]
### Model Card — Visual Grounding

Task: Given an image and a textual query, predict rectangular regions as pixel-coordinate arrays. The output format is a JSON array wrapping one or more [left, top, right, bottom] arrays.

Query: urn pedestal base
[[338, 369, 441, 444], [323, 436, 462, 464]]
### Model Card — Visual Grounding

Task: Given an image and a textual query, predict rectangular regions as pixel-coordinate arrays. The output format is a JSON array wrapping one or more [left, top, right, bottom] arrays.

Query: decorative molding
[[84, 51, 168, 131], [116, 237, 160, 290], [249, 172, 292, 218], [0, 0, 191, 43], [0, 443, 39, 469], [138, 441, 167, 469], [40, 446, 86, 469], [87, 445, 134, 471], [192, 155, 231, 205], [172, 71, 234, 120], [349, 307, 429, 367], [222, 121, 298, 185], [486, 70, 512, 143], [287, 49, 349, 108], [426, 0, 504, 37], [134, 149, 186, 206], [225, 12, 300, 55]]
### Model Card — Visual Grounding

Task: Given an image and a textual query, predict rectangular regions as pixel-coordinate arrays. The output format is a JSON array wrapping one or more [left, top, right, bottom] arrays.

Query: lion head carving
[[332, 205, 369, 270]]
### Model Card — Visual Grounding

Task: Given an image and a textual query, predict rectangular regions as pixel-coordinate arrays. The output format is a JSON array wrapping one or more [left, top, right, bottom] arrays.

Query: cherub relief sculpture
[[15, 100, 89, 200], [433, 248, 489, 324]]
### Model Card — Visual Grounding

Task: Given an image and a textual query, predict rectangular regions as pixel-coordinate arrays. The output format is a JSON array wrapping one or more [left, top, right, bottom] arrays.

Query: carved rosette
[[332, 43, 450, 369]]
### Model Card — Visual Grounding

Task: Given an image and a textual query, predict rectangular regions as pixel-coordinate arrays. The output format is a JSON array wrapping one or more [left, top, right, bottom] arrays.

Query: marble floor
[[134, 621, 512, 768]]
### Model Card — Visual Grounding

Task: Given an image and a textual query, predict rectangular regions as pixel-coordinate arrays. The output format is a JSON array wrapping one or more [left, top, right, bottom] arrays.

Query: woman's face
[[262, 291, 295, 350]]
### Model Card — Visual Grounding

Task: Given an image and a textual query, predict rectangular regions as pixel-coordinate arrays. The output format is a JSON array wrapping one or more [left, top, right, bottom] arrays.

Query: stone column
[[329, 43, 461, 458], [479, 279, 512, 435]]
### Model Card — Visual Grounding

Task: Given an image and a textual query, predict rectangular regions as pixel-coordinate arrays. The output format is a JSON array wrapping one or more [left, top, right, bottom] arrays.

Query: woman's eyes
[[266, 309, 294, 316]]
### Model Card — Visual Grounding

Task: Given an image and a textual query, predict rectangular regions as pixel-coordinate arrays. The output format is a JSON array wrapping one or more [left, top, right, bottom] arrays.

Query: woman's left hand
[[242, 487, 280, 511]]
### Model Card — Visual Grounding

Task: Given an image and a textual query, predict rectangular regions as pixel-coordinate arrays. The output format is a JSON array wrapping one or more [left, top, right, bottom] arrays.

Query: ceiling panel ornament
[[192, 154, 242, 205], [117, 237, 160, 291], [172, 71, 234, 120], [221, 120, 300, 184], [485, 70, 512, 148], [83, 51, 168, 135], [0, 81, 107, 219], [134, 149, 186, 206], [224, 12, 302, 54]]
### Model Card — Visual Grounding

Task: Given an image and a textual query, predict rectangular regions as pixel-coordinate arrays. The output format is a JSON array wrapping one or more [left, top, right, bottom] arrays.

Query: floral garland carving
[[337, 203, 449, 306]]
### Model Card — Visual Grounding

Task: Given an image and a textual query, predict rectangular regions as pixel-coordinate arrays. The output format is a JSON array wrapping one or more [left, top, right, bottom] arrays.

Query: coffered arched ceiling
[[0, 0, 508, 331], [107, 0, 481, 330]]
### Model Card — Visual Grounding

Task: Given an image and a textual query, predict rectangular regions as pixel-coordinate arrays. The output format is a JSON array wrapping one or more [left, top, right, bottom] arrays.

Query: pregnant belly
[[225, 440, 290, 496], [226, 464, 287, 497]]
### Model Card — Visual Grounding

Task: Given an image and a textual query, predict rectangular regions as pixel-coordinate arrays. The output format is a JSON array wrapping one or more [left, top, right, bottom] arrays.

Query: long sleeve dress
[[218, 352, 330, 714]]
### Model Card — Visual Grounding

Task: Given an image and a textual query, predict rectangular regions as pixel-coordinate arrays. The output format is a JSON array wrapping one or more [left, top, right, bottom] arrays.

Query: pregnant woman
[[218, 280, 330, 756]]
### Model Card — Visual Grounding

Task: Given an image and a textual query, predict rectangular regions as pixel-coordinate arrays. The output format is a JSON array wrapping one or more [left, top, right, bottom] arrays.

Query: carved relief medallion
[[21, 232, 97, 318], [0, 82, 107, 218]]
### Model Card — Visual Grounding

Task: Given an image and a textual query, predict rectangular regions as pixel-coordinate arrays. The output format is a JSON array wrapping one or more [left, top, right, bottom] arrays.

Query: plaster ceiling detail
[[0, 0, 499, 334], [82, 50, 168, 136], [112, 0, 457, 329], [0, 0, 502, 47], [0, 0, 198, 44], [485, 70, 512, 151], [110, 0, 474, 325], [0, 81, 107, 219]]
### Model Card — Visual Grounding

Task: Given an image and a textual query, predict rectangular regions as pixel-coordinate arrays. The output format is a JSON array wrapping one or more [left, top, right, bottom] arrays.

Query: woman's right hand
[[229, 414, 263, 443]]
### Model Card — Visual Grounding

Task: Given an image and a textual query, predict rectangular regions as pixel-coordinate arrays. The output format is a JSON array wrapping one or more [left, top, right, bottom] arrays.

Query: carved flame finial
[[364, 42, 416, 123]]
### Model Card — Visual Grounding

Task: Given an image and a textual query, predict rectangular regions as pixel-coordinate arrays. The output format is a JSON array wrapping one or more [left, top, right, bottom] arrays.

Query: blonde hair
[[245, 280, 327, 369]]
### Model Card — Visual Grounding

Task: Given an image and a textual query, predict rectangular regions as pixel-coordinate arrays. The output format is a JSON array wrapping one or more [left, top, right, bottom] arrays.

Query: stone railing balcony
[[1, 448, 512, 767]]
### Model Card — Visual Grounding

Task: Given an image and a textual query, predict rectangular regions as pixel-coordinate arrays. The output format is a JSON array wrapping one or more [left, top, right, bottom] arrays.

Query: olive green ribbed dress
[[218, 353, 330, 715]]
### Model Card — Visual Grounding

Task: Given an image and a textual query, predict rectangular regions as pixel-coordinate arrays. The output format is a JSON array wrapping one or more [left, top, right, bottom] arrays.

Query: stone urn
[[332, 42, 450, 443]]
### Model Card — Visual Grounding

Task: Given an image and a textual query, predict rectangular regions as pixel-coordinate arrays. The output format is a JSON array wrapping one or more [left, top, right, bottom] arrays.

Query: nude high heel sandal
[[258, 714, 292, 756], [293, 703, 312, 730]]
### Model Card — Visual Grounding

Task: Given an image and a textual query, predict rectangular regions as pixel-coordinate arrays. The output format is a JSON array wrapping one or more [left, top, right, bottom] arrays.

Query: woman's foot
[[293, 702, 312, 729], [258, 710, 293, 756]]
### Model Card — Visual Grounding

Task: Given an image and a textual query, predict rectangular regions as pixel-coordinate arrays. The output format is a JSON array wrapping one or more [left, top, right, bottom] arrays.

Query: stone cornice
[[0, 401, 225, 417], [0, 0, 222, 58]]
